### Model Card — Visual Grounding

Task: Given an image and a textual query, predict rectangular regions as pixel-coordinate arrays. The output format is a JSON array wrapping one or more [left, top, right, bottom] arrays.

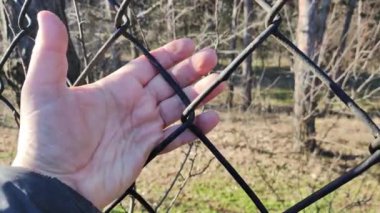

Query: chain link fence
[[1, 0, 380, 212]]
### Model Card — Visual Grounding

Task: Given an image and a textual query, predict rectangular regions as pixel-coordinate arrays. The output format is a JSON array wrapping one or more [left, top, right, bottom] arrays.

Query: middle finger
[[145, 48, 217, 102]]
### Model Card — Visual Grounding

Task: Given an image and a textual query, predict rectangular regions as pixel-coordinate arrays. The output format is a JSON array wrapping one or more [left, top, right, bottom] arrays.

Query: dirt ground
[[1, 105, 380, 212]]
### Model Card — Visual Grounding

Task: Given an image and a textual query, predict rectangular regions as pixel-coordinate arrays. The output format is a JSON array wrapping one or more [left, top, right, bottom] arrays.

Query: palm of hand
[[18, 75, 163, 208], [12, 11, 224, 209]]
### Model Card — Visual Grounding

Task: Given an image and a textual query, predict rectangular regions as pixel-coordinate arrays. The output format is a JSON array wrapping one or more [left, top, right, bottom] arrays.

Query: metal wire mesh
[[1, 0, 380, 212]]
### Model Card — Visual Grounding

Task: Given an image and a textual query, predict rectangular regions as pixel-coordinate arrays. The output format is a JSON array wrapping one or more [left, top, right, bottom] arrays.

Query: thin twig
[[154, 143, 194, 211], [72, 0, 89, 68], [166, 144, 199, 212]]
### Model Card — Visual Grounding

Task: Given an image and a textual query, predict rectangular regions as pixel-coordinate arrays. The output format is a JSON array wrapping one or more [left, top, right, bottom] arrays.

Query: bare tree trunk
[[241, 0, 254, 111], [323, 0, 356, 113], [310, 0, 330, 118], [124, 7, 139, 59], [314, 0, 331, 66], [226, 0, 239, 109], [1, 0, 81, 104], [166, 0, 175, 40], [0, 7, 6, 50], [104, 0, 113, 20], [316, 0, 331, 48], [293, 0, 318, 150], [328, 0, 357, 82], [339, 0, 357, 56], [334, 0, 357, 78]]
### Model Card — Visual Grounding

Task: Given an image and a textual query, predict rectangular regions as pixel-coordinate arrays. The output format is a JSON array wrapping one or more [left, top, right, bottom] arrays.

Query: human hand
[[12, 11, 224, 209]]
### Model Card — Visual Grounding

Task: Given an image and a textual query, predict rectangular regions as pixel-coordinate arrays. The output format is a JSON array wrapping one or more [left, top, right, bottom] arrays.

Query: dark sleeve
[[0, 166, 101, 213]]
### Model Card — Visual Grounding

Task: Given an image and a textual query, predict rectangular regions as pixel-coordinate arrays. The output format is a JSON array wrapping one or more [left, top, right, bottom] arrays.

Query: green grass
[[0, 151, 15, 160], [108, 170, 380, 213], [110, 206, 127, 213], [259, 88, 294, 106]]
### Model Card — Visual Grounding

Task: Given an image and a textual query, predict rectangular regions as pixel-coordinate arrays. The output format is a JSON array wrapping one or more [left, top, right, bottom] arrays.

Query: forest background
[[1, 0, 380, 212]]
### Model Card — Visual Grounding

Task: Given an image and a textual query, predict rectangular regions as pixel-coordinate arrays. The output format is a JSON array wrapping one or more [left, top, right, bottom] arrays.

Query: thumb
[[25, 11, 68, 90]]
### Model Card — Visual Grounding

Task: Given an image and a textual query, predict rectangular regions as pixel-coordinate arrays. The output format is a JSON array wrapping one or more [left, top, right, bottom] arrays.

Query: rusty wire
[[1, 0, 380, 212]]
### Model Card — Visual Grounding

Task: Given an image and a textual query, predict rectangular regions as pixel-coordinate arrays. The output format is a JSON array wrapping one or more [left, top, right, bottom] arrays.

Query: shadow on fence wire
[[1, 0, 380, 212]]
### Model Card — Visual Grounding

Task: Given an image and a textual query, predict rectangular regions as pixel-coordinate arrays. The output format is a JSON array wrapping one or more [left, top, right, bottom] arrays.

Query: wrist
[[1, 165, 101, 212], [12, 155, 105, 209], [11, 157, 80, 204]]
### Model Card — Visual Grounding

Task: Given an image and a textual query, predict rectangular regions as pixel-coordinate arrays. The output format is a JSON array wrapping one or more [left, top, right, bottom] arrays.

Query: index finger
[[104, 38, 195, 86]]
